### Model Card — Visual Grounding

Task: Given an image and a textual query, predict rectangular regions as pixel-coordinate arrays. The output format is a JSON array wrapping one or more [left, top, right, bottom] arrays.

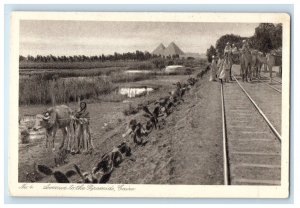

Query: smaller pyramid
[[152, 43, 166, 55]]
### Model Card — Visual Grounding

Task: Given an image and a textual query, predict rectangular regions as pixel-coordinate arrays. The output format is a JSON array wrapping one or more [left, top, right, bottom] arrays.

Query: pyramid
[[163, 42, 185, 56], [152, 42, 185, 56], [152, 43, 166, 55]]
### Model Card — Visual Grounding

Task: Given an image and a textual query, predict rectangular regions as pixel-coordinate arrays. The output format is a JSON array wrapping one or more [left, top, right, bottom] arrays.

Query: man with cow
[[33, 101, 94, 154]]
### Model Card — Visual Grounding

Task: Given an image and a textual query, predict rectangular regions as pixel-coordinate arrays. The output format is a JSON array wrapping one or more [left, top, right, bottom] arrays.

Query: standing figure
[[224, 42, 232, 56], [74, 102, 94, 154], [241, 39, 250, 52], [231, 43, 238, 54], [217, 55, 224, 77], [209, 55, 218, 81], [224, 42, 234, 80], [219, 55, 231, 83]]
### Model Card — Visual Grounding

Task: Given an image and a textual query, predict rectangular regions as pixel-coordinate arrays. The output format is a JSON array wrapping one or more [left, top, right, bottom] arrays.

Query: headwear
[[226, 42, 230, 45], [232, 43, 235, 46], [242, 40, 246, 43], [212, 55, 215, 58], [75, 101, 89, 118]]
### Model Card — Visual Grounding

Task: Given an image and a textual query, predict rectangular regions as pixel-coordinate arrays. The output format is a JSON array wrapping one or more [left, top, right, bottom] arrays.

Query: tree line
[[206, 23, 282, 62], [19, 50, 161, 63]]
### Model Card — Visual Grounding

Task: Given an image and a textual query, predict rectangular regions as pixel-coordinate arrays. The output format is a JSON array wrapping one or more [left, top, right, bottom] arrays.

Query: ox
[[33, 105, 75, 151]]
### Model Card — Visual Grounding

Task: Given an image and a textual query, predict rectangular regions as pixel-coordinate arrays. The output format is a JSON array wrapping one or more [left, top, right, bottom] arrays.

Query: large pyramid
[[152, 42, 184, 56], [163, 42, 185, 56], [152, 43, 166, 55]]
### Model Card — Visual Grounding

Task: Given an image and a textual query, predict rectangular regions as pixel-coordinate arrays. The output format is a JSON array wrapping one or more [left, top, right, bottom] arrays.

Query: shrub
[[20, 129, 30, 144], [123, 103, 139, 116], [151, 58, 166, 69]]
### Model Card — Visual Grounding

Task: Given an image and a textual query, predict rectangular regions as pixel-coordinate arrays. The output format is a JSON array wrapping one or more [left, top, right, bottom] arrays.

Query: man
[[217, 53, 224, 77], [231, 43, 238, 54], [74, 101, 94, 153], [241, 39, 250, 52], [224, 42, 232, 55], [219, 55, 231, 83], [209, 55, 218, 81], [224, 42, 235, 81]]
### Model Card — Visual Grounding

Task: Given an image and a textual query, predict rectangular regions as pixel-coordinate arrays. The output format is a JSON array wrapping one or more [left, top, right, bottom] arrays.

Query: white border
[[8, 11, 290, 198]]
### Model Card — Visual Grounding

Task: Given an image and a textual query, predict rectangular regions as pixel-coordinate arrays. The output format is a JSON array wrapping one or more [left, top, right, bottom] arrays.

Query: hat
[[232, 43, 235, 46], [212, 55, 215, 58], [226, 42, 230, 45], [242, 40, 246, 43]]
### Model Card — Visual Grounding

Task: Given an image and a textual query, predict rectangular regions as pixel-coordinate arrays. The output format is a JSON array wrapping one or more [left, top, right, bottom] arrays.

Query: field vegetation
[[19, 52, 207, 105]]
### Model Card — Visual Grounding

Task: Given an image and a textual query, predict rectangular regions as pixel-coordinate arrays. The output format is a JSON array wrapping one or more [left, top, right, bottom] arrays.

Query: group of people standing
[[209, 39, 249, 83]]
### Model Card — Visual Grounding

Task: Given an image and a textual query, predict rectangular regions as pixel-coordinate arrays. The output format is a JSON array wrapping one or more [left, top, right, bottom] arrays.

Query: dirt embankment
[[20, 73, 224, 185], [108, 75, 224, 185]]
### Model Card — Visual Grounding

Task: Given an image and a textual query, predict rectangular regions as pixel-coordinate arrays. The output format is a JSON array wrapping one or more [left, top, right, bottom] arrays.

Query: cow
[[33, 105, 75, 151]]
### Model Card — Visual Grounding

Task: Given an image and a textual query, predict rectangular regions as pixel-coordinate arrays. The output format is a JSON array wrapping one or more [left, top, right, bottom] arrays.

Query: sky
[[19, 20, 259, 56]]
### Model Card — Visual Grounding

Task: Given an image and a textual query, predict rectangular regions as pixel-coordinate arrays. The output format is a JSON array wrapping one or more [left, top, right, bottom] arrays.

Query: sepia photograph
[[8, 12, 290, 198]]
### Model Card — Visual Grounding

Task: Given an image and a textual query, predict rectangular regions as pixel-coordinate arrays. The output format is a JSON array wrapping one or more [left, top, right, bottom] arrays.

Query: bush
[[20, 129, 30, 144], [123, 103, 139, 116], [167, 60, 174, 66], [151, 58, 166, 69]]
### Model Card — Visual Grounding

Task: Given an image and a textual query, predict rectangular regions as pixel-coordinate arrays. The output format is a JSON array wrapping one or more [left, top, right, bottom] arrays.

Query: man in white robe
[[209, 56, 218, 81], [219, 55, 231, 83]]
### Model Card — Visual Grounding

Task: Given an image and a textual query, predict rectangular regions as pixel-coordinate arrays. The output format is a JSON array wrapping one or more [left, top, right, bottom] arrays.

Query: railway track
[[260, 74, 282, 84], [259, 75, 282, 93], [221, 76, 281, 185]]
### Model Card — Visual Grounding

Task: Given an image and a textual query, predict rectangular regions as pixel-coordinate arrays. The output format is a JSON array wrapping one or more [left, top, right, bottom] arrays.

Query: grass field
[[19, 59, 207, 105]]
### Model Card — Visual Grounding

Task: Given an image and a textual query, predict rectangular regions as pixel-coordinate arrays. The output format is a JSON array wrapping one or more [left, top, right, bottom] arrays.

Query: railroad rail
[[221, 76, 281, 185], [262, 81, 282, 93], [260, 74, 282, 84], [259, 75, 282, 93]]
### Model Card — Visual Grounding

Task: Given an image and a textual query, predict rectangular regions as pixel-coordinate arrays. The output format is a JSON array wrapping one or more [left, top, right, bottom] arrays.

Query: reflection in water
[[119, 87, 154, 98], [124, 70, 153, 74]]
